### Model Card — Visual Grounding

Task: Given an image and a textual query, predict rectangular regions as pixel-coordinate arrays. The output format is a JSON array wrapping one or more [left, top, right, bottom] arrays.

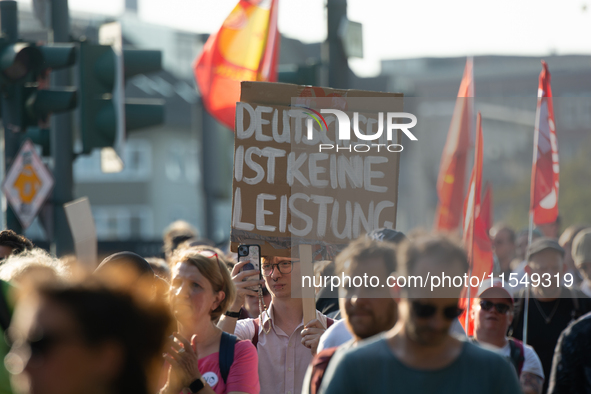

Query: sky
[[21, 0, 591, 76]]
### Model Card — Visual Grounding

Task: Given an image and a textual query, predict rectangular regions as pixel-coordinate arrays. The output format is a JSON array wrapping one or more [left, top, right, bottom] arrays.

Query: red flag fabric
[[434, 57, 474, 231], [194, 0, 280, 130], [481, 182, 493, 233], [530, 61, 559, 225], [459, 113, 494, 336]]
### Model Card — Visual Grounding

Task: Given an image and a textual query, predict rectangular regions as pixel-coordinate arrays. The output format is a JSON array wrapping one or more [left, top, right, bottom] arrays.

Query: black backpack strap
[[508, 338, 525, 377], [219, 331, 237, 384]]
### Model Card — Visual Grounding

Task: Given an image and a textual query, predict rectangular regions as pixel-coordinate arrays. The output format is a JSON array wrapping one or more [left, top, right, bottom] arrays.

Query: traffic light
[[0, 40, 42, 85], [0, 38, 77, 146], [21, 44, 78, 155], [278, 63, 319, 86], [78, 40, 165, 154]]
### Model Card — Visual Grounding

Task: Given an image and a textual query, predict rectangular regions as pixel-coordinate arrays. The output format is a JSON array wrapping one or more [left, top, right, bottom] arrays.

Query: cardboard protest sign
[[64, 197, 98, 268], [231, 82, 404, 257]]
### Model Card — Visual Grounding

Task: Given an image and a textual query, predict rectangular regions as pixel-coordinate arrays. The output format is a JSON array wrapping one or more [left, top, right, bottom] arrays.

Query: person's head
[[536, 215, 561, 239], [261, 250, 300, 300], [95, 252, 156, 292], [244, 286, 271, 318], [395, 234, 468, 347], [335, 236, 399, 340], [526, 238, 565, 298], [472, 280, 514, 343], [162, 221, 199, 262], [6, 280, 172, 394], [145, 257, 170, 282], [572, 229, 591, 282], [559, 225, 589, 274], [0, 230, 34, 259], [0, 248, 70, 288], [515, 229, 542, 262], [169, 247, 236, 327], [489, 224, 516, 266]]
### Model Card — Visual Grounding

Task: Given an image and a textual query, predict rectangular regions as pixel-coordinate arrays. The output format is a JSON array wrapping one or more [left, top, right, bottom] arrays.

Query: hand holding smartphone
[[237, 244, 262, 292]]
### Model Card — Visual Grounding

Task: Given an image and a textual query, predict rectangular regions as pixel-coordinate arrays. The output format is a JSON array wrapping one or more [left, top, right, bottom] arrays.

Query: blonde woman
[[161, 247, 259, 394]]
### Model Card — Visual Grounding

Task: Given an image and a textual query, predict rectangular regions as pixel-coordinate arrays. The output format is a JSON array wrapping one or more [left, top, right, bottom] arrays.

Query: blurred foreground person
[[0, 230, 33, 259], [6, 279, 172, 394], [303, 237, 399, 394], [548, 312, 591, 394], [320, 234, 521, 394], [160, 247, 259, 394], [317, 229, 407, 351], [472, 280, 544, 394]]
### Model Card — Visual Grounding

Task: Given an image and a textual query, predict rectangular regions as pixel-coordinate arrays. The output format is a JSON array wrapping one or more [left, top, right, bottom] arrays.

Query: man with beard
[[303, 236, 399, 394], [319, 234, 521, 394]]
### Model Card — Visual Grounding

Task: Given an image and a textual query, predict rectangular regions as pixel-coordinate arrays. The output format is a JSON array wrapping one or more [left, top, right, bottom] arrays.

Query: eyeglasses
[[479, 300, 511, 314], [261, 259, 296, 277], [411, 301, 463, 320]]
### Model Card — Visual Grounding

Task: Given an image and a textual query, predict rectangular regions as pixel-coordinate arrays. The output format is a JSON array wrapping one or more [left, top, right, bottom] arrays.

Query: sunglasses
[[479, 300, 511, 314], [411, 301, 463, 320]]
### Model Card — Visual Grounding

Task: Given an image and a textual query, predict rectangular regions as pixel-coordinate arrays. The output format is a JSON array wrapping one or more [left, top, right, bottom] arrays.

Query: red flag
[[530, 61, 559, 225], [459, 113, 494, 336], [434, 57, 474, 231], [481, 182, 493, 233], [194, 0, 280, 130]]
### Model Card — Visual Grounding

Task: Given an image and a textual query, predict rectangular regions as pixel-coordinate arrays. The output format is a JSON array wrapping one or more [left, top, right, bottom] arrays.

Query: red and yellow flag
[[434, 57, 474, 232], [459, 113, 494, 336], [194, 0, 280, 130], [530, 61, 559, 225]]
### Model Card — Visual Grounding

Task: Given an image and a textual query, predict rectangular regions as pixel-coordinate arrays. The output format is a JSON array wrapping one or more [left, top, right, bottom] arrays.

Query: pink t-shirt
[[161, 340, 260, 394]]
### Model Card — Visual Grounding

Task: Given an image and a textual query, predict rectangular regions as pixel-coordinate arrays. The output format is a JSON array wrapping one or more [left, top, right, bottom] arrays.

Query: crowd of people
[[0, 218, 589, 394]]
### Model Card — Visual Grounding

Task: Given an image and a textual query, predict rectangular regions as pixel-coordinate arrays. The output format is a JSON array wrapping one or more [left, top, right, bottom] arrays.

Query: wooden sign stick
[[299, 243, 318, 326]]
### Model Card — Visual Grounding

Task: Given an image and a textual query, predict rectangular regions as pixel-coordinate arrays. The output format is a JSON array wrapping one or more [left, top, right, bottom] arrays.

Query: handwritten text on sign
[[231, 85, 403, 254]]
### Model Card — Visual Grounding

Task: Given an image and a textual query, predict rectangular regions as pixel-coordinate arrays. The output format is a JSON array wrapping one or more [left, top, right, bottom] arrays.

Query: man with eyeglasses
[[319, 234, 521, 394], [472, 279, 544, 394], [219, 253, 330, 394]]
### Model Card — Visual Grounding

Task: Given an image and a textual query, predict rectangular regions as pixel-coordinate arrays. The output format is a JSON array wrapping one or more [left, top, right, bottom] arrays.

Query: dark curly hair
[[0, 230, 33, 256]]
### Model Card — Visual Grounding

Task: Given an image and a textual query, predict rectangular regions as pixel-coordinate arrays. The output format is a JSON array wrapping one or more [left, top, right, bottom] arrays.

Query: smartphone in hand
[[237, 244, 262, 292]]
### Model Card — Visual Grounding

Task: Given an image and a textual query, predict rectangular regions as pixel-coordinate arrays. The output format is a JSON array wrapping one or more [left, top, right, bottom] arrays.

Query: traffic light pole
[[0, 1, 23, 233], [49, 0, 75, 255], [327, 0, 349, 89]]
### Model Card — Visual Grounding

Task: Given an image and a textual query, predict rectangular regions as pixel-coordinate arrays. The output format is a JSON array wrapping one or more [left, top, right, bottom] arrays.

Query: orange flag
[[481, 182, 493, 233], [459, 113, 494, 336], [530, 61, 559, 225], [434, 57, 474, 231], [194, 0, 280, 130]]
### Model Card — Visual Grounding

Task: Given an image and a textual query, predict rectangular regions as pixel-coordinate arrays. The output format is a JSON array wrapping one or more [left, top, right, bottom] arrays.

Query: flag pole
[[523, 211, 534, 345]]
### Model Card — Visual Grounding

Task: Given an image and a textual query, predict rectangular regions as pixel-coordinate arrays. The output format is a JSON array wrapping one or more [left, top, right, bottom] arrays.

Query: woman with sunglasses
[[160, 247, 259, 394], [6, 279, 172, 394]]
